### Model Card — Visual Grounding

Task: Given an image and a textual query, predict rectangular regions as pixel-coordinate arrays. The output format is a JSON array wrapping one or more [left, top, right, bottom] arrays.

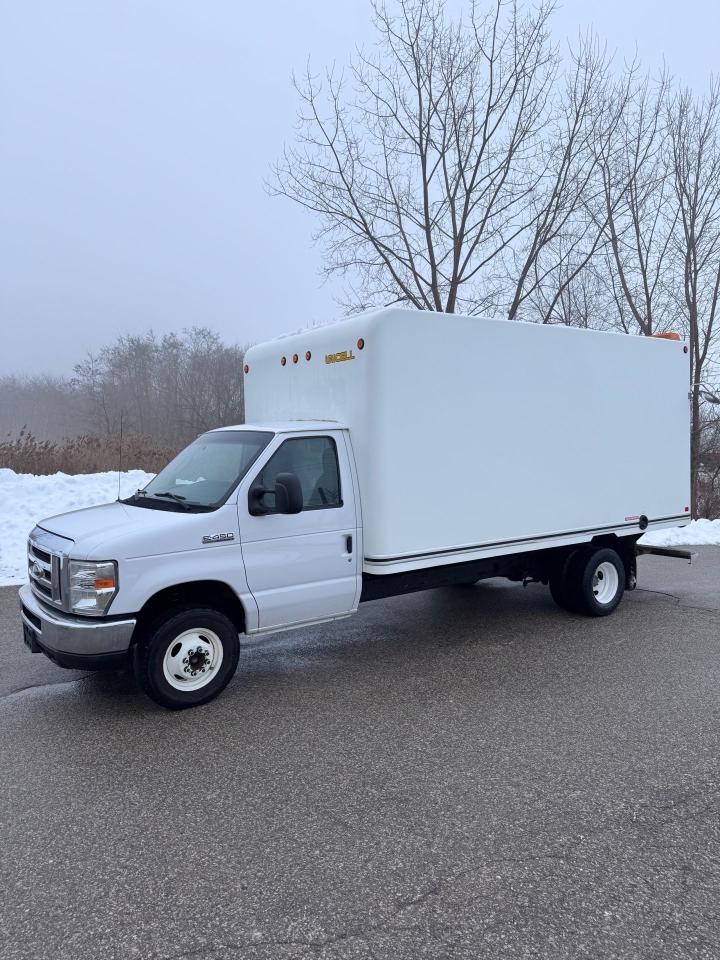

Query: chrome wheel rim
[[592, 561, 620, 605], [162, 628, 223, 692]]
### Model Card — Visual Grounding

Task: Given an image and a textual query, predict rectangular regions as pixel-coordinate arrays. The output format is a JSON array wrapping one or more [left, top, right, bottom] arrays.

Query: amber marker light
[[94, 578, 115, 591]]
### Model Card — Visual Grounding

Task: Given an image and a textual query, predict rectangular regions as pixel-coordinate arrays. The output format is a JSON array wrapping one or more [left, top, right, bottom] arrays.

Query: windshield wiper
[[153, 490, 187, 502], [150, 490, 196, 510], [123, 489, 206, 511]]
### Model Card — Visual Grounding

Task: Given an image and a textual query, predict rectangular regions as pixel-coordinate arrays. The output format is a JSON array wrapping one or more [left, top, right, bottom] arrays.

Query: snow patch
[[639, 519, 720, 548], [0, 469, 154, 586]]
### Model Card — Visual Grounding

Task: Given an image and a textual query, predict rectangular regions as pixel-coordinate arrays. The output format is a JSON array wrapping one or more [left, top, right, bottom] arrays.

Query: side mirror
[[274, 472, 303, 514], [248, 485, 270, 516]]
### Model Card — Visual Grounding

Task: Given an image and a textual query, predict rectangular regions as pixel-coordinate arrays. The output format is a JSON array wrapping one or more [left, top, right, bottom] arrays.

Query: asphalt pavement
[[1, 549, 719, 960]]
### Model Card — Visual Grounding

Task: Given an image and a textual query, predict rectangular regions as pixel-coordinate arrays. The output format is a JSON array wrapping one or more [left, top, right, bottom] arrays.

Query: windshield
[[125, 430, 272, 511]]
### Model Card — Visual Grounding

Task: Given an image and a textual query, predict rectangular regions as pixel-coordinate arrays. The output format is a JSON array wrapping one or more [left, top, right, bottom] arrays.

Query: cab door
[[238, 432, 360, 631]]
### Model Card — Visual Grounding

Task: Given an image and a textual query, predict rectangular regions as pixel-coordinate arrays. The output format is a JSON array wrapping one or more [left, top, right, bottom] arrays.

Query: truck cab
[[20, 422, 362, 707]]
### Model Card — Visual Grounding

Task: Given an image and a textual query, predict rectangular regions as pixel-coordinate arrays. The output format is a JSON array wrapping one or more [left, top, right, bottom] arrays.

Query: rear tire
[[556, 546, 625, 617], [550, 572, 575, 612], [549, 551, 581, 613], [134, 608, 240, 710]]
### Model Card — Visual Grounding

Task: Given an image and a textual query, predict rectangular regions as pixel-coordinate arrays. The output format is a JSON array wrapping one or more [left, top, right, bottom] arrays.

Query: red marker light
[[292, 353, 299, 364], [243, 364, 249, 375], [281, 356, 287, 366], [685, 506, 690, 512], [684, 345, 689, 354], [357, 338, 365, 350], [305, 351, 312, 361]]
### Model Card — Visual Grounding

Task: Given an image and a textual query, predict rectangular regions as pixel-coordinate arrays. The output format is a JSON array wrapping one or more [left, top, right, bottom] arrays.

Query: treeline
[[0, 328, 248, 472], [0, 375, 79, 442], [73, 328, 246, 445], [0, 328, 247, 446]]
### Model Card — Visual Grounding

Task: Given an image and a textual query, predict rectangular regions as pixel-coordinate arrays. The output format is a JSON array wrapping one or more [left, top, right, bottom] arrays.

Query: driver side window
[[254, 437, 341, 513]]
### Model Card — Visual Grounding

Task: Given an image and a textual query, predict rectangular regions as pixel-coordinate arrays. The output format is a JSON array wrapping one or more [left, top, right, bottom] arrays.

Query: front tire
[[134, 608, 240, 709]]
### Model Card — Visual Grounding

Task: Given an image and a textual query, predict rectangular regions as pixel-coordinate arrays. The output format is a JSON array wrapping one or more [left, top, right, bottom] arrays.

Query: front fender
[[110, 543, 259, 632]]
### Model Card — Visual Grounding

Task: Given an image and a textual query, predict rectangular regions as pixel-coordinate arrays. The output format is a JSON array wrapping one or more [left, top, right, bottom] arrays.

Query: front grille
[[30, 544, 51, 565], [32, 577, 53, 599], [28, 537, 62, 608]]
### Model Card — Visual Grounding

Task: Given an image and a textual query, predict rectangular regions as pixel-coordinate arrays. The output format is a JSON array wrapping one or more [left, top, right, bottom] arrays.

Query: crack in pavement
[[633, 588, 720, 615], [149, 879, 447, 960], [152, 851, 584, 960], [154, 803, 720, 960]]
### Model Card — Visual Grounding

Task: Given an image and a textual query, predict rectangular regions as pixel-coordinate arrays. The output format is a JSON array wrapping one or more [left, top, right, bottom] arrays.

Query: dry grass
[[0, 429, 179, 475]]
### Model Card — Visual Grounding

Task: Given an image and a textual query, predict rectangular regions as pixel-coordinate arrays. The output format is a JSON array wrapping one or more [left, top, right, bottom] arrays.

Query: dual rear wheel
[[549, 546, 626, 617]]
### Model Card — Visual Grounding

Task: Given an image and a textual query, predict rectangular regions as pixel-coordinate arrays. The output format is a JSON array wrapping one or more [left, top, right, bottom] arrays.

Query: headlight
[[68, 560, 118, 615]]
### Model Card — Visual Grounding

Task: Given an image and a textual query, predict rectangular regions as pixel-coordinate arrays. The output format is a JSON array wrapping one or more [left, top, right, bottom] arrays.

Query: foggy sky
[[1, 0, 718, 375]]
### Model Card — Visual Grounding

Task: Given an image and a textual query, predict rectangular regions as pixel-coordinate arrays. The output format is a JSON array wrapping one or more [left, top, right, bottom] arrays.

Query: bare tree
[[0, 375, 80, 442], [698, 408, 720, 518], [532, 256, 612, 330], [73, 329, 247, 445], [273, 0, 564, 314], [505, 36, 619, 324], [668, 81, 720, 514], [599, 71, 678, 336]]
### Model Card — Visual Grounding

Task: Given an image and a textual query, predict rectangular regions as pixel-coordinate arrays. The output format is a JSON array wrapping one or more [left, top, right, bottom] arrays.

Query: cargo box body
[[244, 308, 690, 574]]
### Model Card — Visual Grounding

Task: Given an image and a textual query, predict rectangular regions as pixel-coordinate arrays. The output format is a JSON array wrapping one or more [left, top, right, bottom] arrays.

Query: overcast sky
[[1, 0, 718, 375]]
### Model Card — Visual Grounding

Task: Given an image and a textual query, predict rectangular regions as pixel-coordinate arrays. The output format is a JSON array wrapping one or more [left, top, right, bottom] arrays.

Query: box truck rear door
[[238, 433, 360, 630]]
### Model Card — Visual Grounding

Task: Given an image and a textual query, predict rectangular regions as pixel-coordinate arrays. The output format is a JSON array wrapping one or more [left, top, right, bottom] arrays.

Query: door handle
[[345, 534, 353, 554]]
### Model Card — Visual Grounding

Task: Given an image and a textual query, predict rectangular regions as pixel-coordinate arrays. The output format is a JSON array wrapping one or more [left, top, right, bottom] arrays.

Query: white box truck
[[19, 308, 691, 709]]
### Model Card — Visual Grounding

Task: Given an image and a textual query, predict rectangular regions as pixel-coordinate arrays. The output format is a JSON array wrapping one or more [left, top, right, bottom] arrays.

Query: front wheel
[[134, 608, 240, 709]]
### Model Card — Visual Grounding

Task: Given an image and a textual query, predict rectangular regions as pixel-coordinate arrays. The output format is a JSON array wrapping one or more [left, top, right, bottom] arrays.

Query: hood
[[38, 500, 240, 561]]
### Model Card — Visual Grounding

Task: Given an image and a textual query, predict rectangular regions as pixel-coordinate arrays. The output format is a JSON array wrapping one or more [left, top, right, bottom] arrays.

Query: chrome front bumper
[[19, 583, 136, 669]]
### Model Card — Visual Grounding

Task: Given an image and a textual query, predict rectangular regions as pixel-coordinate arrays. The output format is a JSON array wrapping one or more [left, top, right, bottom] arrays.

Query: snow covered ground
[[0, 468, 154, 586], [639, 519, 720, 547], [0, 467, 718, 586]]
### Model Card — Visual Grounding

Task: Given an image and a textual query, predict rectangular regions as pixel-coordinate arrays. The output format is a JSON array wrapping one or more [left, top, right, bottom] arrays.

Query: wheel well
[[590, 533, 638, 585], [590, 532, 638, 560], [522, 535, 638, 586], [134, 580, 247, 642]]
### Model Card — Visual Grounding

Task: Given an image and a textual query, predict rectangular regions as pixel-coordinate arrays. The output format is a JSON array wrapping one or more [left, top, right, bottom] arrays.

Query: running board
[[636, 545, 695, 562]]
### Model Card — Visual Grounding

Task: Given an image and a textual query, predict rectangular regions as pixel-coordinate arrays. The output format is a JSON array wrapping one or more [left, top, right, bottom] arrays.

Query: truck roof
[[211, 420, 346, 434]]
